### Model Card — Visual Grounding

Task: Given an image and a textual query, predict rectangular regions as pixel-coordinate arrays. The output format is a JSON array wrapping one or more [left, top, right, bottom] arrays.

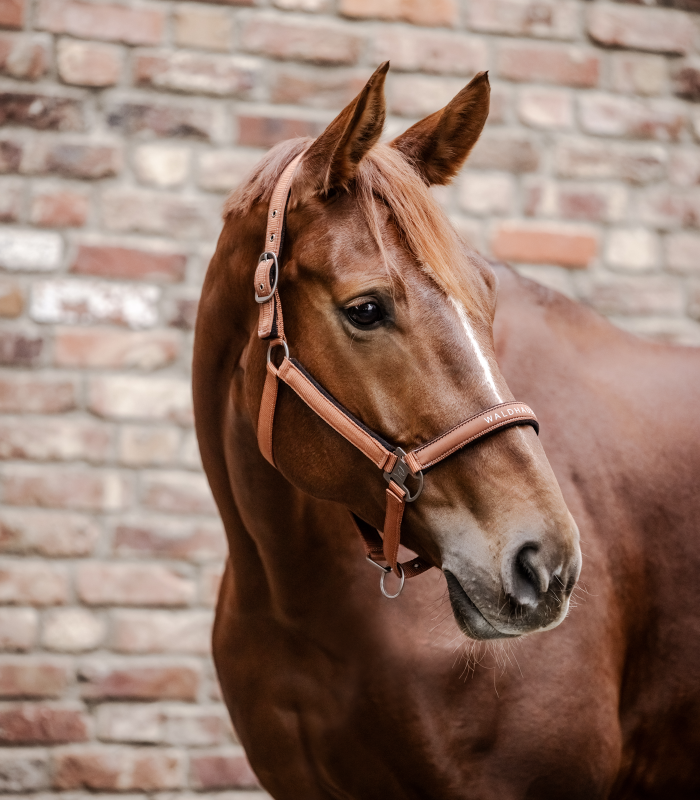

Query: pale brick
[[0, 702, 89, 743], [690, 281, 700, 322], [0, 0, 24, 29], [57, 39, 123, 87], [79, 658, 200, 701], [579, 94, 685, 142], [106, 98, 226, 142], [0, 657, 69, 698], [119, 426, 181, 467], [30, 188, 89, 228], [518, 87, 572, 130], [458, 172, 514, 216], [0, 748, 49, 791], [200, 563, 224, 608], [22, 138, 122, 179], [468, 0, 578, 39], [516, 265, 575, 298], [0, 177, 22, 222], [638, 187, 700, 230], [190, 748, 259, 790], [374, 28, 487, 76], [72, 242, 186, 282], [180, 431, 202, 470], [113, 518, 226, 562], [389, 74, 472, 118], [524, 179, 627, 223], [141, 471, 217, 515], [0, 417, 112, 462], [133, 144, 190, 188], [555, 138, 666, 184], [667, 233, 700, 275], [37, 0, 165, 46], [0, 561, 68, 606], [42, 608, 105, 652], [88, 376, 193, 425], [0, 509, 99, 557], [269, 64, 367, 109], [611, 53, 667, 97], [0, 280, 22, 317], [275, 0, 329, 9], [491, 221, 598, 268], [197, 148, 262, 193], [135, 51, 259, 97], [31, 279, 160, 329], [469, 131, 540, 173], [497, 42, 599, 87], [0, 373, 76, 414], [587, 4, 692, 55], [605, 228, 658, 272], [76, 563, 195, 607], [3, 465, 132, 512], [0, 32, 49, 80], [616, 317, 700, 348], [669, 149, 700, 188], [174, 5, 233, 52], [339, 0, 457, 26], [55, 328, 180, 370], [583, 275, 685, 317], [0, 92, 83, 131], [237, 113, 326, 147], [0, 229, 62, 271], [0, 608, 37, 651], [111, 610, 213, 654], [96, 703, 161, 744]]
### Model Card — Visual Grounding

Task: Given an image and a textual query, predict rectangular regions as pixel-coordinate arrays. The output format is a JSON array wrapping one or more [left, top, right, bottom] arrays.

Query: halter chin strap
[[253, 152, 539, 596]]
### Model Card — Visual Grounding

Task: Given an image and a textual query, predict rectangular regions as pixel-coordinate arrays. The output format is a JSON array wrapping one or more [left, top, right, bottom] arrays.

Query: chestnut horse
[[194, 64, 700, 798]]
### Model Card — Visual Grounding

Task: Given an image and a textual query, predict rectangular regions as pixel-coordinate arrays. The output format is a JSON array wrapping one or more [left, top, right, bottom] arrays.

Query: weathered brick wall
[[1, 0, 699, 795]]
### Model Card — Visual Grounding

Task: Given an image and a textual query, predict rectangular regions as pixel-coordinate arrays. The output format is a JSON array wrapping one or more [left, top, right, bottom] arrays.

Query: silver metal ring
[[255, 252, 279, 304], [380, 562, 405, 599], [266, 339, 289, 366]]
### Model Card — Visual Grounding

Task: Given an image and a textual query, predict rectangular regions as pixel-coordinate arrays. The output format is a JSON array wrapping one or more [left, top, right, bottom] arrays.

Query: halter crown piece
[[254, 152, 539, 599]]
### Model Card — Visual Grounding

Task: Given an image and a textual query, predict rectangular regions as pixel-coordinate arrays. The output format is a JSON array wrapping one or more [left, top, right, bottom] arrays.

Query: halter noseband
[[253, 152, 539, 598]]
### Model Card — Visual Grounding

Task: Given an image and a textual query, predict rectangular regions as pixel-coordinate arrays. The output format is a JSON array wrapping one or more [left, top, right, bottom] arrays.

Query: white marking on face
[[450, 297, 502, 403]]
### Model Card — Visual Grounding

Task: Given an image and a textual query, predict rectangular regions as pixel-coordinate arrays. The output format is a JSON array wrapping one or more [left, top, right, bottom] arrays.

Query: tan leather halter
[[254, 152, 539, 598]]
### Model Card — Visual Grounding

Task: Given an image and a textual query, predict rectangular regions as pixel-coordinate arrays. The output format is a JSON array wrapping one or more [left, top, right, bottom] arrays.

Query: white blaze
[[450, 297, 502, 403]]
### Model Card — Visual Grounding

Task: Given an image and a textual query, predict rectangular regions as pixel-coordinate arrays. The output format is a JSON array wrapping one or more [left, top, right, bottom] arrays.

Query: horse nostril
[[510, 545, 552, 608]]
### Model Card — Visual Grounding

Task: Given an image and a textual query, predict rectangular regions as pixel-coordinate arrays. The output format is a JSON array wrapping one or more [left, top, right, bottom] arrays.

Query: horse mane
[[223, 138, 486, 314]]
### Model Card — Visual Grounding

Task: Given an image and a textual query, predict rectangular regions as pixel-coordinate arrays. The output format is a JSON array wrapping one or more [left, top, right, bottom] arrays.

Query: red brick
[[469, 131, 540, 173], [0, 560, 69, 605], [0, 417, 111, 462], [269, 65, 367, 110], [0, 137, 22, 172], [57, 39, 122, 87], [0, 92, 83, 131], [135, 50, 258, 97], [0, 177, 21, 222], [23, 139, 122, 179], [374, 28, 487, 75], [588, 4, 692, 55], [667, 232, 700, 275], [0, 373, 75, 413], [30, 188, 88, 227], [0, 0, 24, 29], [201, 563, 224, 608], [0, 608, 37, 650], [579, 94, 685, 142], [0, 331, 43, 366], [77, 563, 195, 607], [53, 745, 184, 791], [638, 187, 700, 230], [72, 243, 186, 282], [165, 291, 199, 330], [497, 42, 599, 87], [0, 657, 70, 698], [583, 275, 684, 317], [3, 465, 132, 512], [0, 280, 22, 316], [237, 114, 326, 148], [0, 509, 99, 557], [0, 33, 49, 79], [518, 87, 572, 130], [0, 703, 88, 743], [141, 471, 217, 516], [468, 0, 578, 38], [340, 0, 457, 26], [491, 222, 598, 268], [111, 610, 213, 654], [55, 327, 180, 370], [524, 179, 627, 223], [106, 99, 225, 142], [114, 518, 226, 561], [0, 748, 49, 791], [89, 376, 193, 424], [79, 658, 200, 701], [37, 0, 165, 46], [555, 138, 666, 184], [190, 749, 259, 790]]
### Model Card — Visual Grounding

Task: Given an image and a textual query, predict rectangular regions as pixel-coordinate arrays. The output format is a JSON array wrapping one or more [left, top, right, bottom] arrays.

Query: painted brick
[[0, 92, 83, 131], [0, 331, 43, 366], [0, 702, 89, 743], [497, 42, 599, 87], [0, 229, 62, 271], [555, 138, 666, 184], [0, 280, 23, 317], [0, 417, 112, 462], [518, 87, 573, 130], [42, 608, 105, 652], [237, 113, 326, 148], [174, 5, 233, 52], [269, 65, 368, 109], [667, 233, 700, 275], [118, 426, 181, 467], [579, 94, 685, 142], [459, 172, 514, 216], [111, 610, 213, 654], [0, 748, 50, 791], [22, 139, 123, 179], [105, 99, 225, 142], [135, 51, 259, 97], [469, 131, 540, 173], [339, 0, 457, 26], [0, 608, 37, 651], [0, 0, 24, 29], [31, 279, 160, 329], [88, 375, 193, 424], [30, 188, 89, 228], [0, 32, 49, 80], [0, 657, 70, 698], [78, 658, 200, 701], [55, 328, 180, 370], [3, 465, 132, 512], [0, 373, 75, 414], [37, 0, 165, 46], [583, 275, 685, 317], [190, 749, 259, 790], [587, 4, 692, 55], [197, 148, 262, 193], [113, 518, 225, 561], [77, 563, 195, 607], [133, 144, 190, 188], [468, 0, 578, 39], [389, 74, 469, 118], [611, 53, 667, 97], [57, 39, 123, 87], [0, 561, 68, 606], [491, 221, 598, 268], [141, 471, 217, 515], [605, 228, 659, 272], [72, 243, 186, 282], [0, 509, 99, 557]]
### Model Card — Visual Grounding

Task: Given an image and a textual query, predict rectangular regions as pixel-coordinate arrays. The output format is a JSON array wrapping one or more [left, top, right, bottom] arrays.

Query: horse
[[193, 63, 700, 798]]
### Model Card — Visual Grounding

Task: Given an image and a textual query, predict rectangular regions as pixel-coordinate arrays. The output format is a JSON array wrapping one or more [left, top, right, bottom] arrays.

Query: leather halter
[[254, 152, 539, 597]]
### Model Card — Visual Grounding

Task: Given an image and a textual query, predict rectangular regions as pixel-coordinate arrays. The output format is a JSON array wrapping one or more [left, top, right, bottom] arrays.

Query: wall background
[[1, 0, 699, 796]]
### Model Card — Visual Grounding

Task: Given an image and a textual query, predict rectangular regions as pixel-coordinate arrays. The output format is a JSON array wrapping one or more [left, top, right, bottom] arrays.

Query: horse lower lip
[[444, 571, 517, 641]]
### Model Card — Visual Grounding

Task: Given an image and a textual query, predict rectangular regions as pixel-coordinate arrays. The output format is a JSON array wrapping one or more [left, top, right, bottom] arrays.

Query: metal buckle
[[266, 339, 289, 366], [383, 448, 423, 502], [255, 252, 278, 304], [366, 557, 405, 599]]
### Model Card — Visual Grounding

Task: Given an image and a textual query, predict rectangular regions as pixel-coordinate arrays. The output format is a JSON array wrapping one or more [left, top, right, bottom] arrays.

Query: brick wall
[[1, 0, 699, 795]]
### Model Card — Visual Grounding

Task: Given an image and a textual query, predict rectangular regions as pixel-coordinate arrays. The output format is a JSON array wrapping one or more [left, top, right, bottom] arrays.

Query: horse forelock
[[222, 138, 488, 319]]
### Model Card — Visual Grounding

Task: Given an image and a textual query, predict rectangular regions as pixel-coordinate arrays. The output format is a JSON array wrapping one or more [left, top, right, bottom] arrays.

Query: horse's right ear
[[390, 71, 490, 186], [293, 62, 389, 201]]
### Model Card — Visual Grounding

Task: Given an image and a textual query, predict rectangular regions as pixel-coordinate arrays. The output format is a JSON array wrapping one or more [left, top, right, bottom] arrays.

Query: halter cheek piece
[[254, 152, 539, 599]]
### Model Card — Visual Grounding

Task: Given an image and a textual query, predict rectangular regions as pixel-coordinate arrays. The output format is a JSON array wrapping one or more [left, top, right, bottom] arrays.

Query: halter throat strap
[[253, 153, 539, 594]]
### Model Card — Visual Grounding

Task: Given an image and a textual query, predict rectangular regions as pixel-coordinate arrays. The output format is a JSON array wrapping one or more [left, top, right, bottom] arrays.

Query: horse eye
[[345, 301, 383, 328]]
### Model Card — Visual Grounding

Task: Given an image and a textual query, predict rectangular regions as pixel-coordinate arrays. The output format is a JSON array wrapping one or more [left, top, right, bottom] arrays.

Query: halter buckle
[[384, 448, 423, 502], [255, 252, 279, 303], [366, 557, 405, 599]]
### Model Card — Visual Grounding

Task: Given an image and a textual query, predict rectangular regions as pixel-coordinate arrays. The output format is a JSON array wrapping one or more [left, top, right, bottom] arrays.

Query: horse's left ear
[[390, 71, 490, 186], [293, 61, 389, 200]]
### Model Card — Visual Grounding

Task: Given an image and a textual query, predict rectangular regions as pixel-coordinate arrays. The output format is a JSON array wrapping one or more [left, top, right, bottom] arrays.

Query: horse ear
[[390, 71, 490, 186], [293, 61, 389, 199]]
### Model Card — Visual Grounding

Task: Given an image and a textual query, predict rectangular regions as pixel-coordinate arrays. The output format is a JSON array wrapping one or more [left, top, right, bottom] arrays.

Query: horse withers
[[194, 63, 700, 798]]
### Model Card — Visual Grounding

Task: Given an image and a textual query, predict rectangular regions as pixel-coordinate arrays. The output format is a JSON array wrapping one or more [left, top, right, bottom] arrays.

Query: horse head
[[211, 63, 581, 640]]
